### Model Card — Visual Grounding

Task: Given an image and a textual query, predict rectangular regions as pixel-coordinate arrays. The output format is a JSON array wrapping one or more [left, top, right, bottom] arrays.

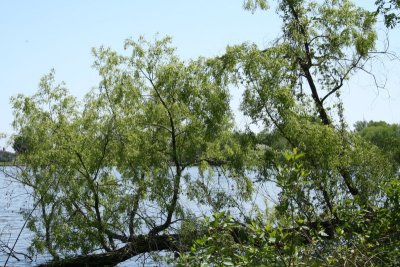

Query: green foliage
[[243, 0, 269, 12], [182, 151, 400, 266], [11, 37, 253, 259], [177, 211, 284, 267], [12, 134, 30, 153], [354, 120, 400, 167], [211, 0, 389, 210], [375, 0, 400, 28], [7, 0, 400, 265], [178, 0, 399, 266]]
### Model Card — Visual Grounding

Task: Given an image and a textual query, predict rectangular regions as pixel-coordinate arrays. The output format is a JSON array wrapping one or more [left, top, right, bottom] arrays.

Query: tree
[[213, 0, 387, 207], [8, 0, 400, 266], [355, 120, 400, 167], [12, 135, 30, 154], [10, 37, 253, 266], [180, 0, 400, 265]]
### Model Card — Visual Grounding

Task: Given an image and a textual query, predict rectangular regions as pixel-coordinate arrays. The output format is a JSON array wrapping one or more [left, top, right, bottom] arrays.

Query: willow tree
[[215, 0, 391, 210], [180, 0, 399, 266], [10, 37, 253, 266]]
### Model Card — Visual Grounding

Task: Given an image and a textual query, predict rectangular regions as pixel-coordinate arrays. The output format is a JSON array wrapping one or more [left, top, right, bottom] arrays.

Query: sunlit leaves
[[10, 36, 251, 259]]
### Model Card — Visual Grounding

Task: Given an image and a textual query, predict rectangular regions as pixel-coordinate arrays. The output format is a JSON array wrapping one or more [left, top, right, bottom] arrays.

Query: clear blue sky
[[1, 1, 399, 149]]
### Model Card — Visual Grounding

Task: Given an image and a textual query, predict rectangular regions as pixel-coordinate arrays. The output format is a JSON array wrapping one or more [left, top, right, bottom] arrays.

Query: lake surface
[[0, 168, 171, 267], [0, 167, 278, 266], [0, 168, 39, 266]]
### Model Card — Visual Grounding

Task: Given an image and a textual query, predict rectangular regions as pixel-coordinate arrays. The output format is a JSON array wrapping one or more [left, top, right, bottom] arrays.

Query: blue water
[[0, 168, 40, 266], [0, 167, 172, 266]]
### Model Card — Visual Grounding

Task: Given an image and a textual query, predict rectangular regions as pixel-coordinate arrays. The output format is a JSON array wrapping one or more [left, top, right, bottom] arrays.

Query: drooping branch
[[320, 55, 363, 103], [287, 3, 331, 125], [1, 240, 33, 262], [128, 173, 145, 238], [286, 2, 360, 197], [146, 74, 182, 236], [3, 199, 39, 266]]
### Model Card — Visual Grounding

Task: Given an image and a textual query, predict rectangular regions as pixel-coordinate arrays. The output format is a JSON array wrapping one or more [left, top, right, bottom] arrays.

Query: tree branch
[[37, 234, 180, 267]]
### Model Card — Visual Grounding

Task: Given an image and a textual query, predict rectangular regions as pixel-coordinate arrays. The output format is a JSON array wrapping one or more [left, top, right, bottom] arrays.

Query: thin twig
[[4, 199, 40, 267]]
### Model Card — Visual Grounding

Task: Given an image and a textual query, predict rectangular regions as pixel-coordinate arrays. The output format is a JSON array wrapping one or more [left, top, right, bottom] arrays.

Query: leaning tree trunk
[[36, 234, 180, 267]]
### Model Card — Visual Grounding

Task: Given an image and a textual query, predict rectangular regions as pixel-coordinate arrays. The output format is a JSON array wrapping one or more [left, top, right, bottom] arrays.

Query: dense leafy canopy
[[354, 120, 400, 166], [179, 0, 400, 265], [10, 37, 253, 264], [4, 0, 400, 266]]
